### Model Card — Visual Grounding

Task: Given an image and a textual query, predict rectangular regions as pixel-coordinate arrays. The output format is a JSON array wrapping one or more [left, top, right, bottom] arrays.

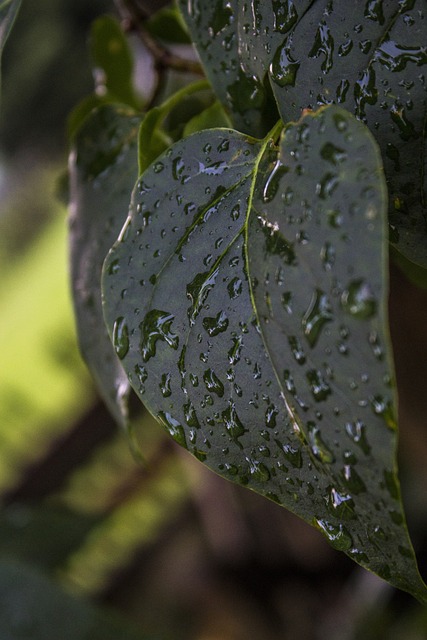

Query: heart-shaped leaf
[[179, 0, 427, 274], [69, 104, 143, 434], [101, 105, 427, 601]]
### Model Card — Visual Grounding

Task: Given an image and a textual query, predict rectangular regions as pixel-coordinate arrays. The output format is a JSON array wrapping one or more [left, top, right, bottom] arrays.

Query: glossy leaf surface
[[69, 104, 142, 431], [102, 106, 426, 601], [179, 0, 427, 271], [178, 0, 279, 137]]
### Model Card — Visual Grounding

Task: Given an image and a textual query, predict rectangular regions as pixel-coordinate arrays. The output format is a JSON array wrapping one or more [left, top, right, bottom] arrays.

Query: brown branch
[[116, 0, 204, 76]]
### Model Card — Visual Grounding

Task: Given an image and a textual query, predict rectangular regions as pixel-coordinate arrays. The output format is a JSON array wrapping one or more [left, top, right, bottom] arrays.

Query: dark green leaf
[[267, 1, 427, 273], [67, 94, 109, 142], [101, 105, 426, 601], [0, 505, 99, 573], [248, 104, 426, 602], [178, 0, 279, 137], [179, 1, 427, 272], [138, 79, 210, 173], [69, 104, 143, 436], [90, 15, 141, 109], [0, 559, 151, 640], [182, 100, 232, 136], [145, 4, 191, 44]]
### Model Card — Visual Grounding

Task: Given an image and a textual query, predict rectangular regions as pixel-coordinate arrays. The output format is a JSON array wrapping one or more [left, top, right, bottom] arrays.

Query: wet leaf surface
[[101, 105, 427, 601], [179, 0, 427, 271], [69, 104, 143, 431]]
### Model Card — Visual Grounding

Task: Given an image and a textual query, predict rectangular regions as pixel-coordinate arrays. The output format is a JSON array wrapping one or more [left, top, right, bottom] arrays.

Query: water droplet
[[277, 441, 303, 468], [308, 22, 334, 73], [272, 0, 298, 33], [112, 317, 129, 359], [390, 103, 416, 141], [341, 280, 376, 319], [139, 310, 179, 362], [376, 40, 427, 72], [338, 38, 353, 57], [370, 395, 397, 429], [302, 289, 332, 347], [288, 336, 306, 364], [326, 486, 356, 519], [317, 172, 339, 199], [270, 40, 300, 87], [265, 404, 278, 428], [262, 159, 289, 202], [341, 464, 367, 494], [345, 420, 371, 454], [160, 372, 172, 397], [308, 424, 335, 463], [202, 311, 229, 336], [158, 411, 186, 447], [227, 277, 243, 299], [108, 259, 120, 275], [203, 368, 225, 397], [258, 215, 296, 265], [327, 208, 343, 227], [364, 0, 385, 24], [315, 518, 353, 551], [153, 161, 164, 173], [184, 401, 200, 428], [222, 401, 247, 444], [306, 369, 332, 402], [246, 457, 271, 482], [187, 268, 219, 325], [336, 79, 350, 103], [320, 142, 348, 165], [354, 67, 378, 120]]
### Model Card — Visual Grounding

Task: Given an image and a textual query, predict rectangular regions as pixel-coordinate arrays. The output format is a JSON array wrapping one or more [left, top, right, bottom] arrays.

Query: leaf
[[90, 15, 141, 109], [0, 0, 21, 99], [0, 559, 150, 640], [0, 0, 20, 52], [178, 0, 279, 137], [145, 4, 191, 44], [138, 79, 210, 173], [69, 104, 143, 437], [247, 104, 427, 601], [267, 1, 427, 273], [101, 104, 427, 601], [179, 1, 427, 272], [182, 100, 232, 137]]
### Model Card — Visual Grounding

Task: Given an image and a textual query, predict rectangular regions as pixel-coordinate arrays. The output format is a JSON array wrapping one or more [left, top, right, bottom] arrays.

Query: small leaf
[[69, 104, 142, 434], [145, 4, 191, 44], [183, 100, 232, 137], [90, 15, 141, 109], [138, 79, 210, 173], [102, 105, 427, 601]]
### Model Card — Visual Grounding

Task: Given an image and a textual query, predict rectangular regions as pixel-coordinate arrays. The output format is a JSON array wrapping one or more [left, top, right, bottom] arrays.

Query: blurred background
[[1, 1, 427, 638]]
